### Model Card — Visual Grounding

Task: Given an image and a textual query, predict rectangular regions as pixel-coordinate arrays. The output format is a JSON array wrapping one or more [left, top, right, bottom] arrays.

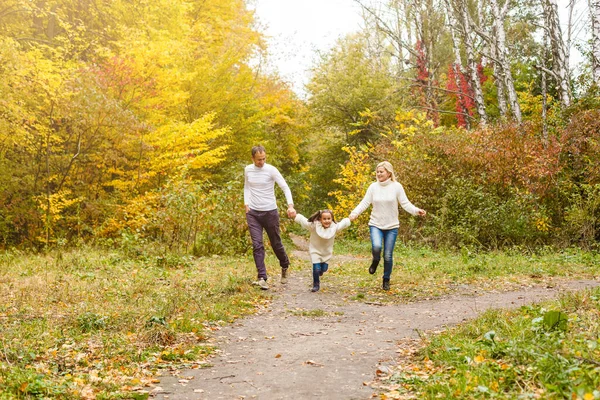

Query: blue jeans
[[369, 226, 398, 280], [312, 262, 328, 283]]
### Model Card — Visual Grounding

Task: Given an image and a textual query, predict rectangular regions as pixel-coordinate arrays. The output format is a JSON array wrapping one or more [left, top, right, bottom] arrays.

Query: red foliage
[[455, 123, 563, 197], [477, 62, 488, 85], [415, 41, 439, 126], [446, 64, 475, 128], [560, 109, 600, 184]]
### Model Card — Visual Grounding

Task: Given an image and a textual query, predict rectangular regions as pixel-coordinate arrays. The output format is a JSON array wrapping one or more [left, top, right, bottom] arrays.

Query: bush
[[426, 178, 551, 248], [561, 184, 600, 248]]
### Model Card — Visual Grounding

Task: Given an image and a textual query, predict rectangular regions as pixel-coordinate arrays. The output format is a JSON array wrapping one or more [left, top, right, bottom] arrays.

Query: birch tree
[[489, 0, 522, 123], [593, 0, 600, 83], [356, 0, 446, 124], [443, 0, 472, 128], [542, 0, 572, 107], [454, 0, 488, 124]]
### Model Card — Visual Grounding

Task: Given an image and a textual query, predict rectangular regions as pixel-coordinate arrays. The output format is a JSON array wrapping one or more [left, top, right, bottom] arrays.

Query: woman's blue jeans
[[369, 226, 398, 280]]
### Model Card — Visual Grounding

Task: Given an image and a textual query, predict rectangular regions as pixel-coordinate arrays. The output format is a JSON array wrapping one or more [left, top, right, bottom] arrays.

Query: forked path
[[154, 253, 598, 399]]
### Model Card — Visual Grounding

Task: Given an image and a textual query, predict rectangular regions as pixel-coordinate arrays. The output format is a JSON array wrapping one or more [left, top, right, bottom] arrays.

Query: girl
[[350, 161, 426, 290], [294, 209, 351, 292]]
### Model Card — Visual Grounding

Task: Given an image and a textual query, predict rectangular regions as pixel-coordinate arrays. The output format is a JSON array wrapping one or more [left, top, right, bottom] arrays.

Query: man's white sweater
[[351, 179, 420, 229], [295, 214, 351, 263], [244, 163, 293, 211]]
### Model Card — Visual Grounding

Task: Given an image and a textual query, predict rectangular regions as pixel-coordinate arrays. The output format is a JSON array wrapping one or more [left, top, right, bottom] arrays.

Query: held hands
[[287, 205, 297, 219], [417, 209, 427, 217], [349, 213, 358, 221]]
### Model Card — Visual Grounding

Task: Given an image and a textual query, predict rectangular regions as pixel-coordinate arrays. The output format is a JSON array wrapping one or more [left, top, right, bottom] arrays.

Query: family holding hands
[[244, 145, 426, 292]]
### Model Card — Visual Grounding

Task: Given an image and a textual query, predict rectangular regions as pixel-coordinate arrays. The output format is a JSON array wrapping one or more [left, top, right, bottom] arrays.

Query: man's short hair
[[252, 145, 266, 157]]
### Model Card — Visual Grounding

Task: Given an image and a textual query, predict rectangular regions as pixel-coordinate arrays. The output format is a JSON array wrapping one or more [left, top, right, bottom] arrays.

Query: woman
[[349, 161, 426, 290]]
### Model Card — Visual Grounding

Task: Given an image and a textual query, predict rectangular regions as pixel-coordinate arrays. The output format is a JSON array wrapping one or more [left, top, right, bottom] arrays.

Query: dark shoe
[[382, 278, 390, 291], [311, 284, 320, 292], [369, 259, 379, 275], [281, 268, 288, 284]]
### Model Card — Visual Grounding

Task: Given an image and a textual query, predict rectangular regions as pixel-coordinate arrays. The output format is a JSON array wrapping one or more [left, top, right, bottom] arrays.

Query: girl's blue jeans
[[312, 262, 328, 283], [369, 226, 398, 280]]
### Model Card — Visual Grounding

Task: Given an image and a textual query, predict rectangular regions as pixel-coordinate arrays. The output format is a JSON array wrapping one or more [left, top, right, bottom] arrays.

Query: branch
[[354, 0, 419, 59], [411, 105, 475, 119], [15, 37, 55, 45], [533, 64, 559, 80]]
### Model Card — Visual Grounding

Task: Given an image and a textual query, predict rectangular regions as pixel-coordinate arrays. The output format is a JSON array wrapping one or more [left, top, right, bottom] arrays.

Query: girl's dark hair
[[307, 209, 336, 223]]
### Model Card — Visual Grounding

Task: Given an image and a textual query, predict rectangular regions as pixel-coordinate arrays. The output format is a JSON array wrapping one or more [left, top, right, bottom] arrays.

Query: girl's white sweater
[[351, 179, 420, 230], [294, 214, 351, 263]]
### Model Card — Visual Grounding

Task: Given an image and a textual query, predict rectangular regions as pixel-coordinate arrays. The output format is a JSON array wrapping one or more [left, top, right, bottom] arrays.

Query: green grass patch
[[379, 287, 600, 399], [324, 241, 599, 304], [0, 246, 271, 398]]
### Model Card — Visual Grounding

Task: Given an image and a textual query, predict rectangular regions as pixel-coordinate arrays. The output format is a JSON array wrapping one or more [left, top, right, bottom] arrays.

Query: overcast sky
[[251, 0, 363, 97], [251, 0, 590, 98]]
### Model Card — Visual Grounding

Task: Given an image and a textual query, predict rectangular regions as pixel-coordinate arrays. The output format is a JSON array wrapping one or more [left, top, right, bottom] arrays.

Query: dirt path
[[153, 247, 598, 400]]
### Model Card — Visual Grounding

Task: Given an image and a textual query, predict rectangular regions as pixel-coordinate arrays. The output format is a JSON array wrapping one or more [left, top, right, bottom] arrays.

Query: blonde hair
[[376, 161, 396, 181]]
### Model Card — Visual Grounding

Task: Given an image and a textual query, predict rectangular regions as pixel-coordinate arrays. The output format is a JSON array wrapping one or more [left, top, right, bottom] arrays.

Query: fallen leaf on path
[[304, 360, 323, 367], [376, 366, 392, 375], [275, 354, 282, 358]]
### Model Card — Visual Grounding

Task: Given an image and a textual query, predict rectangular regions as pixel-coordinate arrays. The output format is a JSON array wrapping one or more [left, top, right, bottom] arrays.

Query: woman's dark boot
[[369, 259, 380, 274], [382, 278, 390, 291]]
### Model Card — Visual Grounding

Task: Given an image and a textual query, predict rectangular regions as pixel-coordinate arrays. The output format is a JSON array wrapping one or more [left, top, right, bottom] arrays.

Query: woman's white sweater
[[294, 214, 351, 263], [351, 179, 420, 230]]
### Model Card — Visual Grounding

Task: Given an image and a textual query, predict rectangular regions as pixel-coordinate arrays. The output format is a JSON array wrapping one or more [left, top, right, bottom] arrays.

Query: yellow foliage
[[146, 113, 229, 176], [329, 145, 373, 221], [35, 190, 83, 223]]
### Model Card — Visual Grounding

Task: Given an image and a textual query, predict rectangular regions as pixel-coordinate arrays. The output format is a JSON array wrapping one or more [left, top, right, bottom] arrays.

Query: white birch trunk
[[543, 0, 571, 108], [491, 46, 508, 118], [490, 0, 522, 123], [542, 32, 549, 143], [444, 0, 471, 128], [593, 0, 600, 83], [458, 0, 487, 124]]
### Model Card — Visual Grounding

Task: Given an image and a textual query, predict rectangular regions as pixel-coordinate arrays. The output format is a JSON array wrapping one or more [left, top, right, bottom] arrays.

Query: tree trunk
[[542, 32, 549, 144], [593, 0, 600, 83], [490, 0, 522, 123], [444, 0, 471, 128], [458, 0, 487, 124], [543, 0, 571, 108]]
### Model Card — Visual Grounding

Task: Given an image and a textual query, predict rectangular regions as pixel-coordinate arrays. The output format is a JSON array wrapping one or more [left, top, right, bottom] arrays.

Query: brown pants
[[246, 209, 289, 280]]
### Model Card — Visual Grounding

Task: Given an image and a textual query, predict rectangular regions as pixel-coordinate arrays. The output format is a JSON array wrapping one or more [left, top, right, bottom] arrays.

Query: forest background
[[2, 0, 600, 398], [1, 0, 599, 253]]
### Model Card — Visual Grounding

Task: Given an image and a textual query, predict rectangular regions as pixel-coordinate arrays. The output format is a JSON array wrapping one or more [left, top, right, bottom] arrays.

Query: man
[[244, 145, 296, 290]]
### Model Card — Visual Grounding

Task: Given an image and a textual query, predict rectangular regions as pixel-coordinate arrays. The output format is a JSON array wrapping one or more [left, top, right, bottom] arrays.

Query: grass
[[320, 239, 600, 304], [0, 246, 271, 399], [1, 241, 598, 398], [376, 287, 600, 399]]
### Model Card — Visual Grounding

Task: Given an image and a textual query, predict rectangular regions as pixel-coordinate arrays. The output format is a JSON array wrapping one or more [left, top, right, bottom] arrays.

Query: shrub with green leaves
[[387, 288, 600, 399]]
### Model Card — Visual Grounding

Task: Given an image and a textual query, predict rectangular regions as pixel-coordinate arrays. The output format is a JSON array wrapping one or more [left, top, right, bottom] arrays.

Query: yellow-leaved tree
[[328, 145, 374, 234]]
